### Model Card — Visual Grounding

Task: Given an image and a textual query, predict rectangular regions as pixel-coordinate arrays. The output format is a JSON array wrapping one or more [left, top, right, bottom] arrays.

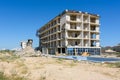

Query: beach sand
[[0, 55, 120, 80]]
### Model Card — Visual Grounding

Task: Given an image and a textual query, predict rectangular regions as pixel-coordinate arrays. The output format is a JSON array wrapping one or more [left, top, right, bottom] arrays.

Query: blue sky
[[0, 0, 120, 49]]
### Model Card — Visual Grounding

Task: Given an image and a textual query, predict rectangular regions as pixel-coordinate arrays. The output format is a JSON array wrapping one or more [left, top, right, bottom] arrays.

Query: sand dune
[[0, 53, 120, 80]]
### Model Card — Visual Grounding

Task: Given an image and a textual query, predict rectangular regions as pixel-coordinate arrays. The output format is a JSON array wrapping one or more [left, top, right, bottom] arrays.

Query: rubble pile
[[16, 39, 41, 57], [17, 46, 41, 57]]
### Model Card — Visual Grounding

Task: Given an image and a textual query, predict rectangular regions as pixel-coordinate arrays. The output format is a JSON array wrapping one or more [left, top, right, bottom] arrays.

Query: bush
[[0, 71, 26, 80], [0, 71, 8, 80], [108, 62, 120, 68], [0, 50, 15, 54], [56, 58, 64, 64], [114, 62, 120, 68], [116, 52, 120, 57]]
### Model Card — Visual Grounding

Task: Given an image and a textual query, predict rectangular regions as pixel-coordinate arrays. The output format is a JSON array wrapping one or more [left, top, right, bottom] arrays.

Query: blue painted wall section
[[67, 48, 100, 55]]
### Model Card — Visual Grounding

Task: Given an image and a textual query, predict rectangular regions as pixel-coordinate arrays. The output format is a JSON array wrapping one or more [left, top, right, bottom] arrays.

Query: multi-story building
[[37, 10, 101, 55]]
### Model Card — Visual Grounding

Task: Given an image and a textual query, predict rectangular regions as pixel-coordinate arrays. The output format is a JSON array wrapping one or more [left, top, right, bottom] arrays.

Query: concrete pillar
[[66, 14, 70, 21], [55, 48, 58, 55], [65, 48, 68, 55], [60, 48, 62, 55], [88, 21, 90, 47], [65, 29, 68, 46], [88, 15, 90, 23], [74, 48, 77, 56]]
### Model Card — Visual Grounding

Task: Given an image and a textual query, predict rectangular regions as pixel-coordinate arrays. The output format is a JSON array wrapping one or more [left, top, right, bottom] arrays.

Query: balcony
[[83, 15, 89, 23], [70, 23, 77, 30], [83, 40, 89, 47], [83, 28, 89, 31], [57, 41, 61, 47], [83, 23, 89, 31], [83, 32, 89, 39], [84, 36, 89, 39], [70, 15, 76, 21], [90, 17, 97, 23], [67, 35, 80, 39], [67, 40, 81, 47], [90, 26, 99, 33], [90, 17, 99, 25], [58, 25, 61, 31], [67, 32, 81, 39]]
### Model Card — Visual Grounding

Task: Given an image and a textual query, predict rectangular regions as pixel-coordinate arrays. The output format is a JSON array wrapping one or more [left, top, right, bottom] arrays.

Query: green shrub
[[56, 58, 65, 64], [10, 76, 26, 80], [0, 71, 8, 80], [114, 62, 120, 68], [0, 71, 26, 80], [116, 52, 120, 57], [0, 50, 15, 54], [108, 62, 120, 68]]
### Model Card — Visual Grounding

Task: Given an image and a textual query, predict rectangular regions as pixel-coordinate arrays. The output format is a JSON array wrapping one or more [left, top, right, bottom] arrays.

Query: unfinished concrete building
[[37, 10, 101, 55]]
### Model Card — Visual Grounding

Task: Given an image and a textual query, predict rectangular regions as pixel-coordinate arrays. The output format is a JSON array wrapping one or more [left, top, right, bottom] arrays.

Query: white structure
[[21, 41, 27, 49], [105, 49, 116, 53], [37, 10, 101, 55], [21, 39, 33, 49]]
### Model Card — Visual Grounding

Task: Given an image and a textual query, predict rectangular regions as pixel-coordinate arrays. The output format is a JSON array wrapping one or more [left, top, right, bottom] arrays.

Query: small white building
[[21, 41, 27, 49], [21, 39, 33, 49]]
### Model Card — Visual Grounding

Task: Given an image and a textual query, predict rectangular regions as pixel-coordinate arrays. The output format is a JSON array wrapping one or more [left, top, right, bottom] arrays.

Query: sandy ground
[[0, 56, 120, 80]]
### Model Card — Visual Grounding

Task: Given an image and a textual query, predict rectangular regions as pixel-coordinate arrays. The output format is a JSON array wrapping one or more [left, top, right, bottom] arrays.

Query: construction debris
[[17, 39, 41, 57], [81, 52, 90, 56]]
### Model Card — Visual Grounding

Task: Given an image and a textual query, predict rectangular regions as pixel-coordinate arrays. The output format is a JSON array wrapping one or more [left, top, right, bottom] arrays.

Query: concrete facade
[[37, 10, 101, 55]]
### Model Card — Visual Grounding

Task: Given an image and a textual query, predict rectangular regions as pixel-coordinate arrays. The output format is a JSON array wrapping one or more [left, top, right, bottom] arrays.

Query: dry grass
[[39, 71, 47, 80], [0, 54, 19, 62], [55, 58, 78, 67], [15, 59, 26, 67], [106, 62, 120, 68], [0, 70, 26, 80], [20, 66, 28, 74], [0, 51, 120, 80]]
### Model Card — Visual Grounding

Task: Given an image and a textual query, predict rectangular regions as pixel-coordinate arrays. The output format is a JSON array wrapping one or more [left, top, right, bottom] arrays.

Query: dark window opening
[[75, 34, 77, 37], [70, 15, 76, 21], [58, 48, 61, 53], [62, 48, 65, 53], [75, 41, 78, 45]]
